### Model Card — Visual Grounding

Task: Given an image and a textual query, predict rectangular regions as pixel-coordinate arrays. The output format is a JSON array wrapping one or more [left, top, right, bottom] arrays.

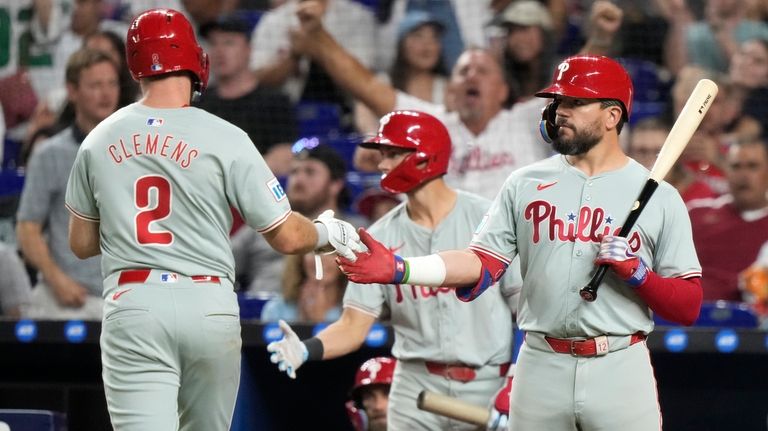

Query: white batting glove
[[266, 320, 307, 379], [487, 409, 508, 431], [313, 209, 365, 262]]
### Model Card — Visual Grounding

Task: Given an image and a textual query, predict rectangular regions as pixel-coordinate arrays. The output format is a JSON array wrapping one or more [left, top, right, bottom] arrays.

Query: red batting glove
[[487, 376, 513, 431], [337, 228, 406, 284], [594, 235, 649, 287]]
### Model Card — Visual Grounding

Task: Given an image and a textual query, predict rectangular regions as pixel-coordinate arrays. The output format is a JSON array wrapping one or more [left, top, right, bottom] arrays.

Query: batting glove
[[487, 375, 512, 431], [595, 235, 649, 287], [313, 210, 365, 261], [267, 320, 307, 379], [338, 228, 406, 285]]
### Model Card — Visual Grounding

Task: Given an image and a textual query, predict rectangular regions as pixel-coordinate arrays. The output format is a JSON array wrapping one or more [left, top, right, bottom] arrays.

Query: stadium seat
[[296, 102, 343, 138], [238, 292, 277, 320], [617, 58, 671, 124], [0, 410, 66, 431], [654, 300, 759, 328]]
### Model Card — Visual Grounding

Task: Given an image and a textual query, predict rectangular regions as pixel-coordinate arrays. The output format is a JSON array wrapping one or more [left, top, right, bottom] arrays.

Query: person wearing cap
[[355, 10, 449, 135], [232, 144, 366, 296], [290, 0, 550, 200], [491, 0, 558, 102], [345, 357, 396, 431], [354, 188, 402, 224], [267, 110, 520, 430], [337, 55, 702, 431], [195, 13, 298, 176]]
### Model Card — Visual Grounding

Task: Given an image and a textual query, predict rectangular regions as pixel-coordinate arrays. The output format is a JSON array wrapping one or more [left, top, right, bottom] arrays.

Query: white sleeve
[[249, 8, 296, 70], [394, 92, 446, 119]]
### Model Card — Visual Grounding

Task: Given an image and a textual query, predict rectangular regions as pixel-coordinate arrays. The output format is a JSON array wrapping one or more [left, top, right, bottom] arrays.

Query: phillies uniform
[[65, 102, 292, 429], [467, 155, 701, 430], [395, 93, 549, 200], [345, 190, 520, 430]]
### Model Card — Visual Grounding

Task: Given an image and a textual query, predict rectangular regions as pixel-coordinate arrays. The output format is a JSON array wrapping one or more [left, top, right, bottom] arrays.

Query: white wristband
[[403, 254, 447, 286]]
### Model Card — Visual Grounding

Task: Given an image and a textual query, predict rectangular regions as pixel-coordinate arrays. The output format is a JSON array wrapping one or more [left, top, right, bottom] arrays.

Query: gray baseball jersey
[[345, 190, 518, 365], [395, 93, 550, 200], [345, 190, 519, 430], [65, 103, 291, 284], [470, 155, 702, 337]]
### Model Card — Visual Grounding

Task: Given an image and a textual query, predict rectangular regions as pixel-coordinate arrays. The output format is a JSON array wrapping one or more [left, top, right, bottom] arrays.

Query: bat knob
[[579, 288, 597, 302]]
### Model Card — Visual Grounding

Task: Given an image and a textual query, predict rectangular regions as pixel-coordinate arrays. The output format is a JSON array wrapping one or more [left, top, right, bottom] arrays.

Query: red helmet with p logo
[[535, 55, 633, 120], [126, 9, 210, 96], [361, 110, 451, 194]]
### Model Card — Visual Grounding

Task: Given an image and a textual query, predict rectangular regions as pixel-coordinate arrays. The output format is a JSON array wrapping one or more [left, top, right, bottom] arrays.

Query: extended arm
[[293, 1, 395, 117], [267, 307, 376, 378]]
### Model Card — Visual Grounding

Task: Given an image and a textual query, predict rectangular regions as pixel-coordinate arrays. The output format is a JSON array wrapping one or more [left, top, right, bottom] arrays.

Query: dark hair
[[389, 24, 448, 92], [295, 145, 352, 208]]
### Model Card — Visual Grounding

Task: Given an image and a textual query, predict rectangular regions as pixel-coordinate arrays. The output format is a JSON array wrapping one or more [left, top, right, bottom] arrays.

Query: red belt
[[544, 332, 646, 357], [425, 361, 511, 383], [117, 269, 220, 286]]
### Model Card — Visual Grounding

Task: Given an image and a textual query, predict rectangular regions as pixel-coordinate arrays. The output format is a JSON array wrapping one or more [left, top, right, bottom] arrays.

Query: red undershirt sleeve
[[635, 272, 703, 326]]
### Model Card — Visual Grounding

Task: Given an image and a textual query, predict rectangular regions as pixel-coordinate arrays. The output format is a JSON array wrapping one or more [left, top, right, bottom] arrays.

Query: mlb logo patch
[[147, 118, 164, 126], [160, 273, 178, 283], [267, 178, 287, 202]]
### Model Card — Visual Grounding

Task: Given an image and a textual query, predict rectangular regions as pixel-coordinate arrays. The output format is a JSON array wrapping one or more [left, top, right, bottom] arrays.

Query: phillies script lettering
[[525, 200, 641, 250], [395, 285, 452, 303]]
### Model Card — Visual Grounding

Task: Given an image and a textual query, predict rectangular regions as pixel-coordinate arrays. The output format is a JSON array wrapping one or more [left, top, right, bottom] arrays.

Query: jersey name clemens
[[525, 199, 641, 250], [107, 133, 199, 168]]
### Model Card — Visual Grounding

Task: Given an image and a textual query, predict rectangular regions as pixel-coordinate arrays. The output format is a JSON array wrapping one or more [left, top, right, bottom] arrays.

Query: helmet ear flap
[[539, 101, 559, 143]]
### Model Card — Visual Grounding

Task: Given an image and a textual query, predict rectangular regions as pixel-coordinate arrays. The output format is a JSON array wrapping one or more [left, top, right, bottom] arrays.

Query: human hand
[[313, 210, 364, 261], [267, 320, 307, 379], [48, 269, 88, 307], [594, 235, 649, 287], [337, 228, 403, 285], [487, 376, 513, 431], [588, 1, 623, 43]]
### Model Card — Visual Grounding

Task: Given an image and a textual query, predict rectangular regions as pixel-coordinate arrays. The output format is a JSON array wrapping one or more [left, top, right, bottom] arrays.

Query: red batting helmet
[[126, 9, 210, 95], [535, 55, 633, 120], [350, 357, 396, 406], [361, 110, 451, 194]]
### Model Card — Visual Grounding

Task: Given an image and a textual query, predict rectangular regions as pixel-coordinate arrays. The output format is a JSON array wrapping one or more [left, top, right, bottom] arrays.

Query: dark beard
[[552, 127, 601, 156]]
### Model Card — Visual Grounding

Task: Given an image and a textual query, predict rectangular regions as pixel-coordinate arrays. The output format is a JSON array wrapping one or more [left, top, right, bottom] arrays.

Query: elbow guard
[[456, 249, 509, 302]]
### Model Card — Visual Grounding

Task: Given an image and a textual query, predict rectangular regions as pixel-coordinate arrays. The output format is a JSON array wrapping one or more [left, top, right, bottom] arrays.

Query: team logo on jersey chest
[[524, 199, 641, 250]]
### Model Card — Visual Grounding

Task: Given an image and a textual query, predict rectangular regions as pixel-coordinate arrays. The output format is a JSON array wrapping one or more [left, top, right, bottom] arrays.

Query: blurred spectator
[[196, 13, 298, 175], [290, 1, 550, 200], [356, 10, 448, 134], [663, 0, 768, 74], [688, 138, 768, 301], [0, 0, 33, 79], [629, 117, 717, 202], [374, 0, 495, 73], [250, 0, 376, 105], [16, 49, 119, 320], [345, 357, 395, 431], [232, 144, 366, 295], [180, 0, 239, 28], [728, 38, 768, 91], [490, 0, 558, 103], [0, 243, 33, 318], [354, 188, 403, 225], [83, 30, 140, 108], [260, 252, 346, 322], [0, 70, 41, 141], [123, 0, 185, 20], [19, 0, 127, 111]]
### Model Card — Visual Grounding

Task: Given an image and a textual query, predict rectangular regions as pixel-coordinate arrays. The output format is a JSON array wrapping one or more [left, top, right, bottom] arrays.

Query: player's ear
[[604, 105, 622, 131]]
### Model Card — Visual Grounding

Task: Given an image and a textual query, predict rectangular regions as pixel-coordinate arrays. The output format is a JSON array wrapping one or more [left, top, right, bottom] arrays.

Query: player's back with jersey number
[[65, 103, 290, 281]]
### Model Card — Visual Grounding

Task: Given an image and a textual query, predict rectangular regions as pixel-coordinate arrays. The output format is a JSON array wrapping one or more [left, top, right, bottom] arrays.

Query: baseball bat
[[579, 78, 719, 302], [417, 390, 490, 426]]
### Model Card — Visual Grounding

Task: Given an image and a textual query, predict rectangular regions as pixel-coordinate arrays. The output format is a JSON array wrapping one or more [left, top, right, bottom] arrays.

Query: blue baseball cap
[[397, 10, 445, 42]]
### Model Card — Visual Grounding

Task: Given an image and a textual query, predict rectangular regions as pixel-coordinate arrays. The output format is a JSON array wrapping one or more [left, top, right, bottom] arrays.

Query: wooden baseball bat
[[580, 78, 719, 302], [417, 390, 490, 426]]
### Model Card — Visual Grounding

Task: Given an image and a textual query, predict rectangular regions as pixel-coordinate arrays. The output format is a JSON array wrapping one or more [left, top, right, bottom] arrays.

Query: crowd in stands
[[0, 0, 767, 328]]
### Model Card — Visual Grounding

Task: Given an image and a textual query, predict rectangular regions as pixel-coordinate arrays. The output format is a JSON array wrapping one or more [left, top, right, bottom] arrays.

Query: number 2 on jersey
[[135, 175, 173, 245]]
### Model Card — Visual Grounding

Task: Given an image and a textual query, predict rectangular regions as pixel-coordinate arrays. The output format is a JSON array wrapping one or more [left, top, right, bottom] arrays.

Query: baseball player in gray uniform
[[268, 110, 520, 430], [64, 9, 361, 431], [340, 56, 704, 431]]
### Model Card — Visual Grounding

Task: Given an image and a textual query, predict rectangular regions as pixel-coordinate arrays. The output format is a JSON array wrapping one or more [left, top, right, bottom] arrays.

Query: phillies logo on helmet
[[556, 62, 570, 81]]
